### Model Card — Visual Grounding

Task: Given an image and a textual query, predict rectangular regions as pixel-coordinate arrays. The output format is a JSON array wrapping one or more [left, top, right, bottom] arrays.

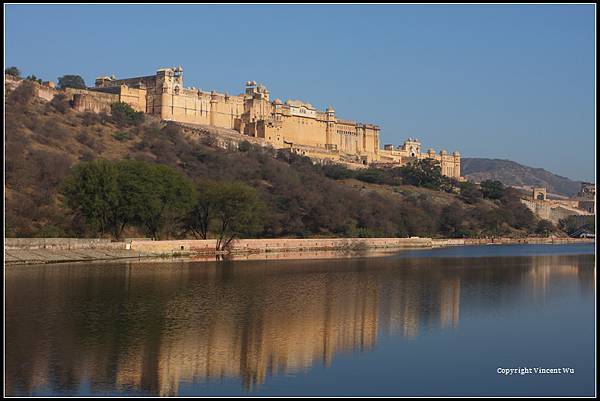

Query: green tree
[[62, 160, 122, 237], [480, 180, 505, 200], [26, 74, 42, 84], [147, 164, 196, 239], [185, 180, 220, 239], [354, 168, 394, 185], [110, 102, 144, 126], [117, 160, 196, 239], [397, 158, 444, 189], [210, 181, 265, 250], [57, 74, 86, 89], [459, 181, 483, 204], [321, 164, 355, 180], [5, 66, 20, 77], [63, 160, 195, 240]]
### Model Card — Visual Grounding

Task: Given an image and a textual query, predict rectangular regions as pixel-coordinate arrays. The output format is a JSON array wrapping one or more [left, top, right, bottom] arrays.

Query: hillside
[[4, 82, 551, 239], [461, 158, 583, 196]]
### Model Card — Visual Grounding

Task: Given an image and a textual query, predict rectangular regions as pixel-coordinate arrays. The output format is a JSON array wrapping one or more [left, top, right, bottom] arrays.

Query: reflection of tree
[[5, 253, 595, 396]]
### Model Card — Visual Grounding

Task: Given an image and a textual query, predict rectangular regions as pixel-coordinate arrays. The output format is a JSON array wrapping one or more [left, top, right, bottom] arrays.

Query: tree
[[397, 158, 444, 189], [26, 74, 43, 84], [57, 74, 86, 89], [110, 102, 144, 126], [148, 164, 196, 239], [480, 180, 505, 200], [238, 140, 252, 152], [210, 181, 265, 250], [63, 160, 196, 239], [5, 66, 20, 77], [559, 215, 595, 236], [459, 181, 482, 204], [440, 177, 461, 193], [499, 187, 536, 231], [535, 219, 555, 237], [481, 208, 511, 236], [62, 160, 122, 237], [321, 164, 355, 180], [185, 180, 219, 239], [116, 161, 196, 239], [439, 202, 467, 237], [354, 168, 394, 185]]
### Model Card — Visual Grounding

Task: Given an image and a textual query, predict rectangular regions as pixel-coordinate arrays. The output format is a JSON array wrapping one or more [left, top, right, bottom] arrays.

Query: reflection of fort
[[147, 272, 380, 395], [440, 278, 461, 328], [5, 253, 594, 396], [526, 255, 595, 298]]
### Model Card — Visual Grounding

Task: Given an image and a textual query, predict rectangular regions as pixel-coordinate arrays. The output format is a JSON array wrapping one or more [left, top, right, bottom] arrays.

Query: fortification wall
[[72, 90, 119, 113], [6, 68, 460, 178], [37, 85, 56, 101], [119, 86, 147, 112], [520, 198, 592, 224]]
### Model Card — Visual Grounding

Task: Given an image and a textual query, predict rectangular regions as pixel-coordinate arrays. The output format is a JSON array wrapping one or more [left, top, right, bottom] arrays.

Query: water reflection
[[5, 248, 595, 396]]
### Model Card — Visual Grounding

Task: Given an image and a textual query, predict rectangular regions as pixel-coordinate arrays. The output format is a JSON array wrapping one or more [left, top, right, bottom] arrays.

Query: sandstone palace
[[12, 66, 463, 179]]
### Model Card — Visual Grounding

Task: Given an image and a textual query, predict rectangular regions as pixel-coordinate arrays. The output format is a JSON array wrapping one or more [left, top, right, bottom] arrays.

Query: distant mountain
[[461, 158, 583, 197]]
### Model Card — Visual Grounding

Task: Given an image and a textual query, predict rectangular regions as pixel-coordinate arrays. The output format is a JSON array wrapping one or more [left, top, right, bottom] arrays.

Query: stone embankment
[[4, 238, 150, 265], [4, 237, 594, 265]]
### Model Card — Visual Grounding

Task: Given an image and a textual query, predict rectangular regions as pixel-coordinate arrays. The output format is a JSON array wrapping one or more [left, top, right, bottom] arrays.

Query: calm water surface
[[5, 244, 596, 396]]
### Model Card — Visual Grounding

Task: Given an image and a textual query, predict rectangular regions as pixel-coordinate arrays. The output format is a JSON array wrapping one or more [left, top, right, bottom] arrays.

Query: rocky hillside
[[461, 158, 582, 197]]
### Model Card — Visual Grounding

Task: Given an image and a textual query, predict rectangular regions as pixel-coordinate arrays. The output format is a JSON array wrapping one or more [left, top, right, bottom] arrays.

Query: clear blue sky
[[5, 4, 596, 181]]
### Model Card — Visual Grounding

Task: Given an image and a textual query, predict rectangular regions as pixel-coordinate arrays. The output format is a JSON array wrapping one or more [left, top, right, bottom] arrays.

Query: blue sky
[[5, 4, 596, 181]]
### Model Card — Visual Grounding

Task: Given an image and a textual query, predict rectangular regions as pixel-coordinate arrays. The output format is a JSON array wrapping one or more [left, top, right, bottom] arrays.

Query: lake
[[4, 243, 596, 396]]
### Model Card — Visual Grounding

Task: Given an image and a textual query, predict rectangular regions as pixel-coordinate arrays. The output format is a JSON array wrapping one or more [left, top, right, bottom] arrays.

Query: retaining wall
[[129, 237, 433, 254], [432, 237, 595, 247], [4, 238, 127, 250]]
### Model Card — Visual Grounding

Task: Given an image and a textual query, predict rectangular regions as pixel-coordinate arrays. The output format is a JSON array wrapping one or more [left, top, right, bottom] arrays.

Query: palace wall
[[6, 68, 462, 178]]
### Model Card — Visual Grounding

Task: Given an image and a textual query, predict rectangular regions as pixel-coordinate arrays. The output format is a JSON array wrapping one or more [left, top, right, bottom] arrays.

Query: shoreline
[[4, 236, 595, 266]]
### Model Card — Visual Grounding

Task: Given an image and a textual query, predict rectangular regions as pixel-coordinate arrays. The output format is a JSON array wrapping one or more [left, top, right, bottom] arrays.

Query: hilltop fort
[[6, 66, 462, 179]]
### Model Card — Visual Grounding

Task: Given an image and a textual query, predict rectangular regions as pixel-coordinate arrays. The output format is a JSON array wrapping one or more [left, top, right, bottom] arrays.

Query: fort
[[6, 67, 462, 178], [520, 182, 596, 225]]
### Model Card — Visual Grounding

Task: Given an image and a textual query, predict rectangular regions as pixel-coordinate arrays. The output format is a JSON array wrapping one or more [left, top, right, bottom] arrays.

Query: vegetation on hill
[[57, 74, 86, 89], [5, 66, 20, 77], [5, 85, 565, 240], [461, 157, 582, 196], [558, 215, 595, 236]]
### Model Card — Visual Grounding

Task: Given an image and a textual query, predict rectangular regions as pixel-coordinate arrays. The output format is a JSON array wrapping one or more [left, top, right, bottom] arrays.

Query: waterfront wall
[[4, 238, 126, 250], [129, 237, 433, 253], [5, 236, 592, 253], [432, 237, 594, 247]]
